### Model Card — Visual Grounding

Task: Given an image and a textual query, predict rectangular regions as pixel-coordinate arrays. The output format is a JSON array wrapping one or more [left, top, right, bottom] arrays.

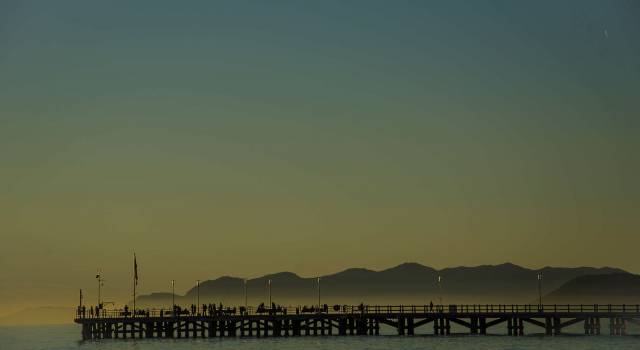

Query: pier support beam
[[398, 317, 405, 335], [470, 317, 478, 334], [553, 317, 561, 336], [338, 318, 347, 335]]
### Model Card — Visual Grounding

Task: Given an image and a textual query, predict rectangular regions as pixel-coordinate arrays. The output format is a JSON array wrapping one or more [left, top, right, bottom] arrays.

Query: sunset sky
[[1, 0, 639, 316]]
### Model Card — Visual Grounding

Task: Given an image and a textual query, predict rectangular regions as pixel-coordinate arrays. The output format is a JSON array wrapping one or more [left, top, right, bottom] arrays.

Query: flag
[[134, 253, 138, 285]]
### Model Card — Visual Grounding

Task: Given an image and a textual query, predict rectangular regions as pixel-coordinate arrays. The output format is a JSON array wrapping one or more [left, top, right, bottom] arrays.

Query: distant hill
[[0, 307, 75, 326], [136, 263, 626, 307], [543, 273, 640, 304]]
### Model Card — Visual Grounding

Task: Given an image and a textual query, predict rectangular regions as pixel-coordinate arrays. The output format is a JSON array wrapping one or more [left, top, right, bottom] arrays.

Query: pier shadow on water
[[2, 324, 640, 350]]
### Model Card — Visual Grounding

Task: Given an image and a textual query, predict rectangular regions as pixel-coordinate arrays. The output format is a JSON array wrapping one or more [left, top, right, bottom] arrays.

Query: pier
[[74, 304, 640, 340]]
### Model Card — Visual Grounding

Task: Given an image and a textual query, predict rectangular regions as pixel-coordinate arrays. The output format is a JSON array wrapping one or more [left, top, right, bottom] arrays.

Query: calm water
[[1, 324, 640, 350]]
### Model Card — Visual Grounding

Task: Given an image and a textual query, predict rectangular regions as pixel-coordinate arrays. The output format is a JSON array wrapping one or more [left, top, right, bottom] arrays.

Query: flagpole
[[133, 252, 136, 316], [133, 276, 136, 315]]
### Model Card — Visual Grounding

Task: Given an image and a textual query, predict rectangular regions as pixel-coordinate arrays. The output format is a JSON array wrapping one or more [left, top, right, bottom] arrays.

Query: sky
[[0, 0, 639, 315]]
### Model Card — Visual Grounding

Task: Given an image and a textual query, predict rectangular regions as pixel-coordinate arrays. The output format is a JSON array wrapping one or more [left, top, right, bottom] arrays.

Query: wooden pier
[[74, 304, 640, 340]]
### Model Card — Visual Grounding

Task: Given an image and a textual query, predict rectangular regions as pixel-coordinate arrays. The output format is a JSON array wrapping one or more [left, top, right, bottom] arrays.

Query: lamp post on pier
[[438, 275, 443, 307], [243, 279, 248, 309], [317, 277, 321, 310], [96, 268, 103, 307], [268, 279, 272, 307], [196, 280, 200, 313], [537, 273, 543, 307], [171, 280, 175, 312]]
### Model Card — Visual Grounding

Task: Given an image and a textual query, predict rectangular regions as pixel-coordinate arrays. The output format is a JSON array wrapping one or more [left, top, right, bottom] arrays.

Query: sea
[[1, 324, 640, 350]]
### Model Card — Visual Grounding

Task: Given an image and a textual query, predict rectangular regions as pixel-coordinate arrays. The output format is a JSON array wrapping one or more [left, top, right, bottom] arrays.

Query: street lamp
[[243, 279, 248, 309], [171, 280, 175, 311], [537, 273, 543, 307], [96, 268, 103, 307], [438, 275, 443, 307], [196, 280, 200, 314], [268, 279, 272, 307], [317, 277, 321, 310]]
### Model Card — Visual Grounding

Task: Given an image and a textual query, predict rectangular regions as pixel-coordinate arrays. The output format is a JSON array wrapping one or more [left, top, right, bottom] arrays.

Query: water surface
[[2, 324, 640, 350]]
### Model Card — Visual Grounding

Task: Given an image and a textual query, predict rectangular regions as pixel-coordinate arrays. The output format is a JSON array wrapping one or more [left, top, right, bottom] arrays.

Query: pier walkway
[[74, 304, 640, 340]]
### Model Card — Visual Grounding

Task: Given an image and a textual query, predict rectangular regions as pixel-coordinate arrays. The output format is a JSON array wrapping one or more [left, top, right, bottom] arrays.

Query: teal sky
[[1, 1, 639, 314]]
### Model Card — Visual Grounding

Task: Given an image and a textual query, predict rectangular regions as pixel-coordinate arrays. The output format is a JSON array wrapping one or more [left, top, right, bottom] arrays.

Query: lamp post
[[438, 275, 443, 307], [268, 279, 272, 307], [317, 277, 321, 310], [197, 280, 200, 313], [96, 268, 103, 307], [537, 273, 543, 307], [243, 279, 248, 309], [171, 280, 175, 311]]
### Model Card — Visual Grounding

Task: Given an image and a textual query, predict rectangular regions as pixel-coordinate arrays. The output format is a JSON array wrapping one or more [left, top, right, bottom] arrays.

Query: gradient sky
[[1, 0, 639, 315]]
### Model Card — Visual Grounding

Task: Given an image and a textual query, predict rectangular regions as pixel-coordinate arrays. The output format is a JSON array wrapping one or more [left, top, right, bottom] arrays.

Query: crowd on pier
[[77, 300, 446, 319]]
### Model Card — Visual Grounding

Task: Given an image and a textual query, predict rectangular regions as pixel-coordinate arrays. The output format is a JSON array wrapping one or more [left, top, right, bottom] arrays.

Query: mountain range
[[3, 263, 636, 326], [136, 263, 630, 307], [543, 273, 640, 304]]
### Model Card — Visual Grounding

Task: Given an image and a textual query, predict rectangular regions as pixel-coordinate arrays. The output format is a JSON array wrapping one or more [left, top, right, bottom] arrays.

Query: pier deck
[[74, 304, 640, 340]]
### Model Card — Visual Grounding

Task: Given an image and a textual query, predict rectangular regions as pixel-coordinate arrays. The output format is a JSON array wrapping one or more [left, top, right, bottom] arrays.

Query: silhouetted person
[[430, 301, 433, 312]]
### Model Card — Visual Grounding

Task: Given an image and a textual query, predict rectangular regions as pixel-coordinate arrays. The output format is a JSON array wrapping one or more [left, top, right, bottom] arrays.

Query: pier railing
[[76, 304, 640, 319]]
